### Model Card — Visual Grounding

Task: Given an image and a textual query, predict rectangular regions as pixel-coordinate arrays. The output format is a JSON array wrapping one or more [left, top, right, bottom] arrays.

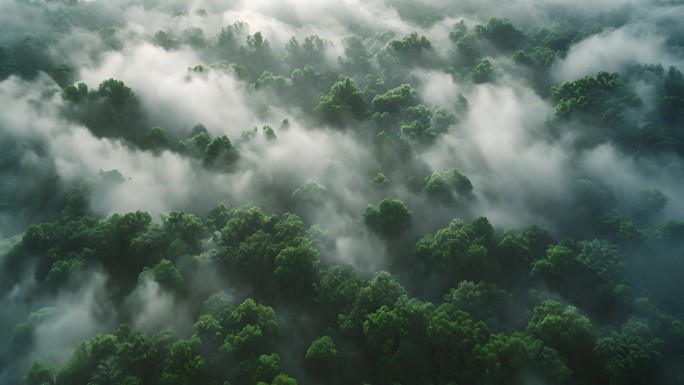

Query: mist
[[1, 0, 683, 384]]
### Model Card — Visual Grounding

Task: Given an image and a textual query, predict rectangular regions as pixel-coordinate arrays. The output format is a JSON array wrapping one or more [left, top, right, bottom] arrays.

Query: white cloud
[[552, 27, 670, 82]]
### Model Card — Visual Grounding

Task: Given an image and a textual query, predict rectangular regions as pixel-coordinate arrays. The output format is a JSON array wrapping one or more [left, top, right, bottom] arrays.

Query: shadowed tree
[[314, 77, 368, 126], [203, 135, 239, 171], [363, 198, 412, 238]]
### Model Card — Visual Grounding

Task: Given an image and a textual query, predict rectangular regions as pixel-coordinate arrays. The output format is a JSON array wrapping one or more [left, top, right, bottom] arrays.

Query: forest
[[0, 0, 683, 384]]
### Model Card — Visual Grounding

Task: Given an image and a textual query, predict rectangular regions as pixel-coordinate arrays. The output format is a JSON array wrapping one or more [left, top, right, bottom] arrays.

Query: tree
[[423, 168, 473, 201], [658, 66, 684, 129], [0, 45, 17, 80], [468, 332, 571, 384], [154, 30, 179, 50], [96, 78, 137, 109], [469, 59, 494, 83], [431, 107, 458, 132], [314, 265, 364, 319], [116, 326, 170, 383], [428, 304, 490, 383], [338, 35, 371, 75], [161, 335, 206, 385], [55, 334, 120, 385], [551, 72, 639, 122], [571, 179, 615, 220], [194, 313, 223, 348], [177, 129, 210, 158], [292, 180, 328, 206], [530, 244, 578, 287], [495, 226, 554, 287], [361, 271, 407, 310], [11, 37, 52, 78], [370, 173, 390, 188], [411, 218, 500, 283], [142, 126, 170, 152], [305, 336, 337, 376], [284, 35, 327, 70], [531, 241, 633, 323], [203, 136, 239, 171], [181, 27, 207, 49], [273, 240, 320, 299], [253, 72, 293, 101], [148, 259, 184, 292], [215, 22, 247, 58], [314, 77, 368, 126], [269, 374, 298, 385], [241, 353, 281, 384], [527, 300, 601, 381], [594, 214, 642, 244], [63, 78, 146, 145], [62, 82, 89, 103], [362, 297, 433, 385], [399, 105, 452, 144], [239, 31, 275, 80], [343, 271, 407, 331], [595, 321, 665, 385], [381, 32, 433, 67], [362, 198, 412, 238], [161, 211, 204, 255], [221, 298, 278, 357], [444, 281, 511, 326], [575, 239, 627, 281], [653, 220, 684, 244], [449, 20, 468, 43], [372, 84, 417, 114], [451, 33, 478, 68], [474, 18, 526, 51], [21, 359, 54, 385], [629, 189, 668, 226], [47, 63, 74, 87]]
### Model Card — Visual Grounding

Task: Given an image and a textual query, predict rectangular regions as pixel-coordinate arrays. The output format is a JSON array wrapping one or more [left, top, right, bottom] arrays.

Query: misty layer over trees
[[1, 0, 683, 384]]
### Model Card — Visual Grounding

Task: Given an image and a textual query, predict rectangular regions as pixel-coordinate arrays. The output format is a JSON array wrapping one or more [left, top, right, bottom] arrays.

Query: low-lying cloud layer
[[1, 0, 684, 382]]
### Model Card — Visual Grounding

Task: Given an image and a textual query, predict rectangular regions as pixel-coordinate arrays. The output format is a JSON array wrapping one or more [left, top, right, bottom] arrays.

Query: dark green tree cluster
[[362, 198, 413, 238], [423, 168, 473, 202], [384, 0, 449, 27], [60, 78, 242, 170], [3, 2, 684, 385], [8, 1, 680, 167], [5, 194, 684, 385], [61, 79, 148, 146], [550, 71, 639, 122], [0, 37, 62, 82], [624, 65, 684, 154], [313, 77, 368, 126]]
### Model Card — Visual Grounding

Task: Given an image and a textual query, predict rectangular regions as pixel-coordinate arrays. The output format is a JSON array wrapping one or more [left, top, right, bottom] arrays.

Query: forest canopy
[[0, 0, 683, 384]]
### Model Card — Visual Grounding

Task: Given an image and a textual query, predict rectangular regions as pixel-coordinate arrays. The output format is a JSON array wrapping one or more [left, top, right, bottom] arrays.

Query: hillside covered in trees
[[1, 0, 684, 384]]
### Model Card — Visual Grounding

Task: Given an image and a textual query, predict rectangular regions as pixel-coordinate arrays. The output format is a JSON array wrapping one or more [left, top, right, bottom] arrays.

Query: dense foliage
[[1, 1, 683, 385], [5, 202, 684, 385]]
